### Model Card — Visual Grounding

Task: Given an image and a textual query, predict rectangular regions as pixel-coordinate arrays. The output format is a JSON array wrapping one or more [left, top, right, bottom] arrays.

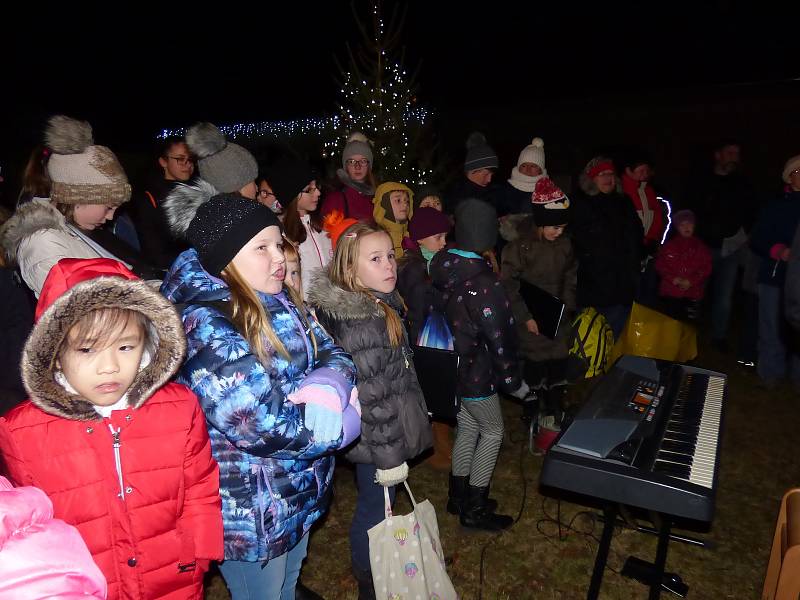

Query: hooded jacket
[[0, 476, 107, 599], [307, 271, 432, 469], [373, 182, 414, 258], [429, 249, 522, 399], [0, 258, 223, 600], [655, 234, 712, 299], [501, 217, 577, 362], [161, 249, 357, 562]]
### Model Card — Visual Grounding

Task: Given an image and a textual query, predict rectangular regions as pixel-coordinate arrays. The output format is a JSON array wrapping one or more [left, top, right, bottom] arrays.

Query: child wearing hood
[[0, 258, 223, 600], [373, 181, 413, 258]]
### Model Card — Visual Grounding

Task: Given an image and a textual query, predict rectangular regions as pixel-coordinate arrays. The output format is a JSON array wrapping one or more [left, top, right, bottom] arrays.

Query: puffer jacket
[[0, 258, 223, 600], [501, 217, 577, 362], [307, 271, 432, 470], [161, 249, 357, 563], [429, 248, 522, 399], [654, 235, 712, 300], [0, 476, 107, 599], [373, 182, 414, 258], [397, 248, 444, 343]]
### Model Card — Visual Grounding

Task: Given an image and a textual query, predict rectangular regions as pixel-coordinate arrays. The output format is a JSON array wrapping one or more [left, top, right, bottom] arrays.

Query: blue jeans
[[350, 463, 396, 573], [596, 304, 631, 340], [757, 284, 800, 384], [219, 533, 309, 600], [710, 249, 740, 340]]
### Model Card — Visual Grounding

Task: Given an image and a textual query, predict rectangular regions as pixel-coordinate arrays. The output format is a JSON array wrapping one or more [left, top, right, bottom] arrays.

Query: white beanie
[[517, 137, 546, 170]]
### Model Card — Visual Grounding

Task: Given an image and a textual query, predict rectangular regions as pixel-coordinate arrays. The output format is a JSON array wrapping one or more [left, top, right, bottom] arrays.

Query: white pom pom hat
[[517, 137, 546, 171]]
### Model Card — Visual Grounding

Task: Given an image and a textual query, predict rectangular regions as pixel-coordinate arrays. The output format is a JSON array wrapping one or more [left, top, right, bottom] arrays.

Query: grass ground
[[205, 341, 798, 599]]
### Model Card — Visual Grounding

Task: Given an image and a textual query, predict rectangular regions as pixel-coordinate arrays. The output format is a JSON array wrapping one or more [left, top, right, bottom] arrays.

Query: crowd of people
[[0, 114, 798, 600]]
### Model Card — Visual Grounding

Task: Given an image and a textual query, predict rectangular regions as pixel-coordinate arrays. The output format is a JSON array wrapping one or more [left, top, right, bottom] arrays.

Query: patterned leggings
[[451, 394, 504, 488]]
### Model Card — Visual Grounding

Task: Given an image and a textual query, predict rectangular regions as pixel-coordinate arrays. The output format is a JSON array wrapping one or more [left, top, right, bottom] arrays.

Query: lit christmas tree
[[324, 0, 439, 184]]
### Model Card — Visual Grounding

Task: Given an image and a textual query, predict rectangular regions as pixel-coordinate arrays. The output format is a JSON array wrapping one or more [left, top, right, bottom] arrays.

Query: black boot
[[296, 582, 325, 600], [447, 474, 498, 515], [352, 566, 376, 600], [460, 484, 513, 531]]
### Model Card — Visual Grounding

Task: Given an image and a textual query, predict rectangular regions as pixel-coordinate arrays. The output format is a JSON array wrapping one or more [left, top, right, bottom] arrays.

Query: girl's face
[[58, 318, 145, 407], [297, 181, 321, 214], [73, 204, 118, 230], [257, 181, 279, 210], [355, 231, 397, 294], [285, 259, 302, 294], [418, 232, 447, 253], [542, 225, 566, 242], [594, 171, 617, 194], [419, 195, 443, 212], [345, 154, 370, 183], [231, 225, 286, 294], [389, 191, 410, 222], [518, 163, 543, 177], [678, 221, 695, 238], [158, 142, 194, 182]]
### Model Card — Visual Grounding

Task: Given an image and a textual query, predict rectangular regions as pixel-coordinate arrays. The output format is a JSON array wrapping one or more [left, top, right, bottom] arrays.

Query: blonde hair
[[328, 222, 405, 347], [220, 262, 289, 363], [282, 240, 318, 358], [283, 240, 303, 296]]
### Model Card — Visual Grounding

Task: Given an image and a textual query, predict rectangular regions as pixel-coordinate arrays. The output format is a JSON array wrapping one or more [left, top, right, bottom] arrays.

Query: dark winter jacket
[[496, 182, 534, 218], [500, 217, 577, 362], [570, 190, 644, 308], [654, 235, 712, 300], [785, 222, 800, 330], [307, 272, 432, 470], [429, 249, 522, 399], [444, 177, 503, 216], [688, 171, 757, 249], [750, 190, 800, 287], [397, 248, 444, 343], [0, 268, 33, 415], [161, 249, 357, 563], [130, 175, 191, 270]]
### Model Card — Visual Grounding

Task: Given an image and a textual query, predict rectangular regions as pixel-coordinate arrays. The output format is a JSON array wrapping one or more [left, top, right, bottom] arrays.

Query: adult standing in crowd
[[0, 115, 154, 297], [750, 155, 800, 389], [130, 136, 194, 270], [571, 156, 644, 338], [320, 132, 377, 222], [499, 137, 547, 217], [687, 141, 757, 352], [621, 153, 666, 255], [445, 132, 502, 215]]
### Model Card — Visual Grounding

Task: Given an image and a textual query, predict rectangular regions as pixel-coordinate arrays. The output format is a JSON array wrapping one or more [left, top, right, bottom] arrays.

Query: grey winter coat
[[501, 216, 577, 362], [307, 272, 433, 470]]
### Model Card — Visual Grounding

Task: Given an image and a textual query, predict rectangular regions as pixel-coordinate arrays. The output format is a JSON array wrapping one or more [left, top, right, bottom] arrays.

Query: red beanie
[[586, 161, 615, 180]]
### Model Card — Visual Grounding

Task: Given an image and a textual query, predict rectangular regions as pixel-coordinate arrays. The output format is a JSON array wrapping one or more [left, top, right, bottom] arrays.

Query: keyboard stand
[[587, 507, 691, 599]]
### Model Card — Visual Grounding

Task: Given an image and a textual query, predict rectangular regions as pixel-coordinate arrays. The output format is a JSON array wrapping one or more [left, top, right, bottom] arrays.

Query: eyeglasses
[[167, 155, 193, 166], [258, 189, 276, 198], [301, 186, 320, 194], [345, 159, 369, 167]]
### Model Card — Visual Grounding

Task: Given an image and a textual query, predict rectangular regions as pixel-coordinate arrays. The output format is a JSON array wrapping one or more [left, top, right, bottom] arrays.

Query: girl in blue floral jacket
[[161, 180, 360, 600]]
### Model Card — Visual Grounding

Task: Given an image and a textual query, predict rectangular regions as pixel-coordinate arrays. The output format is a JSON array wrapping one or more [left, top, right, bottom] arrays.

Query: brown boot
[[425, 421, 453, 471]]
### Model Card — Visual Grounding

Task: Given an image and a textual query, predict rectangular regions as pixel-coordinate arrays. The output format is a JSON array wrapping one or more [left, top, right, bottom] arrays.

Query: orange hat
[[323, 210, 359, 249]]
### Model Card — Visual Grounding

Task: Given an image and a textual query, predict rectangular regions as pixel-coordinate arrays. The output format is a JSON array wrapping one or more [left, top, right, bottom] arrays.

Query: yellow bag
[[569, 308, 615, 379], [612, 302, 697, 363]]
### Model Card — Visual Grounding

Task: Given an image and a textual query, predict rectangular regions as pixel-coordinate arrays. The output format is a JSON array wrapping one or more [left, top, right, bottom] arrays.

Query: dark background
[[2, 1, 800, 202]]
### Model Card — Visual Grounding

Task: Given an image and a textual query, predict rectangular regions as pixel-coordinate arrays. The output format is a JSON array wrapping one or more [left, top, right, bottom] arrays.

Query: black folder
[[411, 346, 459, 420], [518, 280, 566, 340]]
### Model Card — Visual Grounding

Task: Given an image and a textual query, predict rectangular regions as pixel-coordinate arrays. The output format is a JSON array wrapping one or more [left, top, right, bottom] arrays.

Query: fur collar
[[22, 276, 186, 420], [307, 270, 401, 321], [0, 200, 68, 265]]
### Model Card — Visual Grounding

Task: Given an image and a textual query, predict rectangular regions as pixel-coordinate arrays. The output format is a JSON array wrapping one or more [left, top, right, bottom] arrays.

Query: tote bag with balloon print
[[368, 481, 458, 599]]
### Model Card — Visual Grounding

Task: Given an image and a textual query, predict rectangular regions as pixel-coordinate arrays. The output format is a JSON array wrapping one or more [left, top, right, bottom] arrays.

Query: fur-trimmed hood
[[306, 269, 402, 322], [22, 258, 186, 420], [0, 199, 68, 265]]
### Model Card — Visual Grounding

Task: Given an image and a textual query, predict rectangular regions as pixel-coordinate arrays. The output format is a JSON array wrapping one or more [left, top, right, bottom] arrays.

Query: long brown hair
[[327, 222, 405, 347], [283, 194, 324, 245], [18, 145, 51, 203]]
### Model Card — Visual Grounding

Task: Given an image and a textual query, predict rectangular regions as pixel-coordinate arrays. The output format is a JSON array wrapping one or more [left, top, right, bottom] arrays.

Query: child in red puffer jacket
[[655, 210, 712, 319]]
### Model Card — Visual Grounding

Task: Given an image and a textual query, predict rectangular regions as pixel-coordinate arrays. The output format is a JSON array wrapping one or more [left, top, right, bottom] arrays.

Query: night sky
[[2, 1, 798, 159]]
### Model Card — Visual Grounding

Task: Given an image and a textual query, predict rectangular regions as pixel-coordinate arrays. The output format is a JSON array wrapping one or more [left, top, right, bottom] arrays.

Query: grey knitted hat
[[185, 122, 258, 193], [464, 132, 499, 173], [342, 132, 374, 169], [455, 198, 497, 252]]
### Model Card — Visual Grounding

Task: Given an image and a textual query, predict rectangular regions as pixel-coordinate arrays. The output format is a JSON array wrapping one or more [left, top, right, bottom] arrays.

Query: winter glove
[[375, 462, 409, 487], [288, 384, 344, 444], [509, 380, 531, 400]]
